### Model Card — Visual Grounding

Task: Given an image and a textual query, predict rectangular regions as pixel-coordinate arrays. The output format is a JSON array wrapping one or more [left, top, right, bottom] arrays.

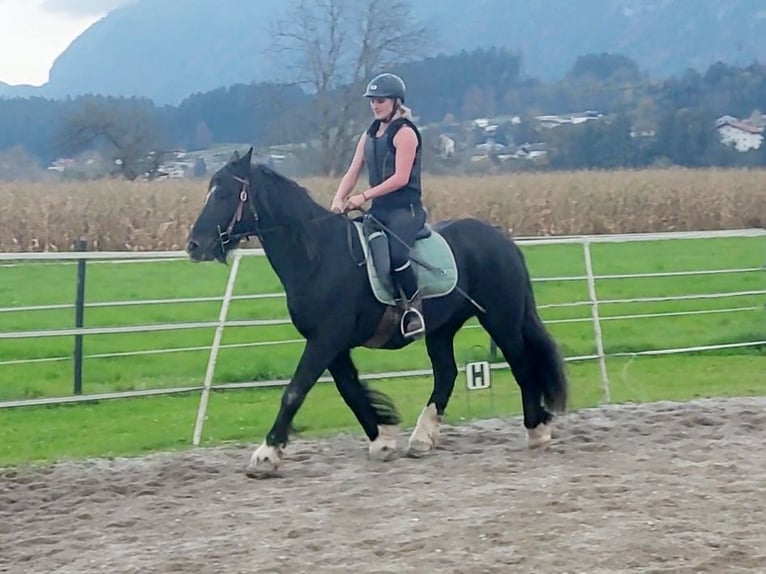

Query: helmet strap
[[384, 99, 399, 124]]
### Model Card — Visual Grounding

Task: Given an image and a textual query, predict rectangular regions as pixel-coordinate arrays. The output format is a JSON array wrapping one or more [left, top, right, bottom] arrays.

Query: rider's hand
[[343, 193, 367, 212], [330, 195, 345, 214]]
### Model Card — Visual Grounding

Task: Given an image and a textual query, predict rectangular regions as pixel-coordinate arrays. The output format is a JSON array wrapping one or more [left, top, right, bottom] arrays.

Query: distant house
[[715, 115, 763, 151], [535, 110, 604, 129], [47, 158, 76, 173], [513, 143, 547, 160], [437, 134, 456, 159]]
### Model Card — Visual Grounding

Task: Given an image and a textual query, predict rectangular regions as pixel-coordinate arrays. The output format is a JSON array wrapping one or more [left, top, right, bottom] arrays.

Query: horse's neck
[[252, 168, 333, 293], [259, 234, 312, 295]]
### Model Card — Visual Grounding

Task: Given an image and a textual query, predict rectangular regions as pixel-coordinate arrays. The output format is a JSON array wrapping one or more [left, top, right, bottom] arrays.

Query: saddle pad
[[353, 221, 459, 306]]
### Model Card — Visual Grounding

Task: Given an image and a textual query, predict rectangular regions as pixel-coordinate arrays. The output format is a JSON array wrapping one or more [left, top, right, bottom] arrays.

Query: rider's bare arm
[[334, 132, 367, 202]]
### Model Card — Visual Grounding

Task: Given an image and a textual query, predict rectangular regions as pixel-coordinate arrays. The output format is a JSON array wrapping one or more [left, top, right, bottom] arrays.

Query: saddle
[[353, 215, 458, 307]]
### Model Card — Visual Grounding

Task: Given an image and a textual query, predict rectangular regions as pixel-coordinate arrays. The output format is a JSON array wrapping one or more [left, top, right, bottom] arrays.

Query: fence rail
[[1, 228, 764, 265], [1, 228, 764, 445]]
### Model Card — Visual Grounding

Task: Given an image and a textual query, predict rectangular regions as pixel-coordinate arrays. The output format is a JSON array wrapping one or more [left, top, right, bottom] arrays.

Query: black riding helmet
[[363, 73, 406, 103]]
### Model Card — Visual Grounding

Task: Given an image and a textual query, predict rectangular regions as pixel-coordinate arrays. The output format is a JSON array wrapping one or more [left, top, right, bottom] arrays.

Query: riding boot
[[392, 260, 425, 338], [401, 290, 425, 339]]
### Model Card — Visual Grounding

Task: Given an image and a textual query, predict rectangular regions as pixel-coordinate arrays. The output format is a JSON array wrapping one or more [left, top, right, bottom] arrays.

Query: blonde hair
[[397, 100, 414, 120]]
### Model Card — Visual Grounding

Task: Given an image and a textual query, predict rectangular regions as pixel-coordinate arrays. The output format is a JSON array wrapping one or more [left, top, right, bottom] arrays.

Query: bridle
[[214, 172, 353, 261], [216, 175, 260, 252]]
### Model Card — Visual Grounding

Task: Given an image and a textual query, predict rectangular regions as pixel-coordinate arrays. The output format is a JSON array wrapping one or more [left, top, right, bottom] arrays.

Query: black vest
[[363, 117, 423, 211]]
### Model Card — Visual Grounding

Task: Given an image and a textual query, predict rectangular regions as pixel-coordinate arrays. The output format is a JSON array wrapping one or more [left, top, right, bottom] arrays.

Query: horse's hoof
[[369, 425, 399, 462], [527, 422, 553, 449], [407, 404, 441, 457], [406, 439, 435, 458], [369, 443, 398, 462], [244, 442, 283, 478]]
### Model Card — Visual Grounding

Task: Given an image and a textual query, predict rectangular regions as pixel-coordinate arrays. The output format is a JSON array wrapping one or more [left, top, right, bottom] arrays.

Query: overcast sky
[[0, 0, 133, 85]]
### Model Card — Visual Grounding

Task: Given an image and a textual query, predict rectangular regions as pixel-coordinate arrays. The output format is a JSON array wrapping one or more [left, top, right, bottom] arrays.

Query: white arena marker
[[466, 361, 491, 390]]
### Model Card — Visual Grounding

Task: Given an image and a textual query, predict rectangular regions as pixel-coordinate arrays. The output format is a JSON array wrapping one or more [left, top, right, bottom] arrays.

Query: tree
[[193, 120, 214, 150], [655, 107, 717, 167], [0, 146, 46, 181], [272, 0, 433, 175], [568, 53, 641, 83], [57, 96, 164, 180], [193, 157, 208, 178], [461, 86, 486, 120], [748, 108, 764, 128]]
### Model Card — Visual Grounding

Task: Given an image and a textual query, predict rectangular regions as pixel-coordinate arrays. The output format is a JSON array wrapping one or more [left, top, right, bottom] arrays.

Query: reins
[[216, 174, 349, 258], [215, 175, 483, 312]]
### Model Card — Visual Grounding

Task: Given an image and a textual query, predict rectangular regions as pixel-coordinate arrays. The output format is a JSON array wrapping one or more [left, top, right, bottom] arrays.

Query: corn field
[[1, 168, 764, 251]]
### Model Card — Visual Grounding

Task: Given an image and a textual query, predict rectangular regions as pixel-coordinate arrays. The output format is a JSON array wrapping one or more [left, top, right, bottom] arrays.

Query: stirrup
[[400, 306, 425, 339]]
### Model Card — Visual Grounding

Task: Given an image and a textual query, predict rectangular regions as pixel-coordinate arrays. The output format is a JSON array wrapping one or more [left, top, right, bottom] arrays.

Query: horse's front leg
[[245, 339, 336, 477], [408, 320, 462, 457]]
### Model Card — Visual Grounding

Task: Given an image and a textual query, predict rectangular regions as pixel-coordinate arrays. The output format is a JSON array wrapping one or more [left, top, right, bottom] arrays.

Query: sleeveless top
[[363, 117, 423, 211]]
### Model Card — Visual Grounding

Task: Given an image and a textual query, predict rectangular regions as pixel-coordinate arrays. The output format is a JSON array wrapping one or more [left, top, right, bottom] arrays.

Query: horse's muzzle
[[185, 239, 216, 262]]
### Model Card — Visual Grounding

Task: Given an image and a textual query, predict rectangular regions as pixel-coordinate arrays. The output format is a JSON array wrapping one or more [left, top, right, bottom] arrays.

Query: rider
[[331, 72, 427, 339]]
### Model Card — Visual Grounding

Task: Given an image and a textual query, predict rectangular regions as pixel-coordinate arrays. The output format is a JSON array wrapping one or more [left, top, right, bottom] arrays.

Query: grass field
[[1, 233, 764, 467]]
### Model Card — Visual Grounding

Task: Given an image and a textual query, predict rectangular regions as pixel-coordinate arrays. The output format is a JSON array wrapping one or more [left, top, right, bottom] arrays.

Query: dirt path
[[2, 396, 766, 573]]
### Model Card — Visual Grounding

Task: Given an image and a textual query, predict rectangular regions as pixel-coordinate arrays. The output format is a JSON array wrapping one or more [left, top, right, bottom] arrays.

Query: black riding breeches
[[370, 203, 427, 300]]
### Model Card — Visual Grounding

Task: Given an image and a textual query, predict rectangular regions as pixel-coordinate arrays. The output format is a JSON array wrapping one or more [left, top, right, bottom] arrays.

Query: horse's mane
[[248, 164, 339, 259], [250, 163, 331, 221]]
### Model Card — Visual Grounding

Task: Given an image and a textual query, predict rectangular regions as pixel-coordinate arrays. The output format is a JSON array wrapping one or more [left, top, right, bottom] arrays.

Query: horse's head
[[186, 147, 255, 263]]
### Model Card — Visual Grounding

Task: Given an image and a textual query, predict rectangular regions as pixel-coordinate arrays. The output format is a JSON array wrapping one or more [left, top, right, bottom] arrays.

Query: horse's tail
[[521, 278, 569, 413]]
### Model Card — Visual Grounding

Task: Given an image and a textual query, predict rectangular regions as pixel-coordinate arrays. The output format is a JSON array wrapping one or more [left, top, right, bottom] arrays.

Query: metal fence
[[1, 228, 764, 444]]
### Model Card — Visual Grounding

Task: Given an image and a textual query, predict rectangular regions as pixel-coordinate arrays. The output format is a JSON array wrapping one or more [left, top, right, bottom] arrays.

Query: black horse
[[185, 147, 568, 476]]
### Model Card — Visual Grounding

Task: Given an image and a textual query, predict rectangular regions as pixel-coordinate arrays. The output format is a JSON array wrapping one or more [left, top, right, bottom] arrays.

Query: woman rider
[[331, 72, 427, 339]]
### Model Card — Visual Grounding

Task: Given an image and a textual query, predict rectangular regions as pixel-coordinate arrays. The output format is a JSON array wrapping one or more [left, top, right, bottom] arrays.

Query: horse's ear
[[229, 150, 240, 163], [243, 146, 253, 164]]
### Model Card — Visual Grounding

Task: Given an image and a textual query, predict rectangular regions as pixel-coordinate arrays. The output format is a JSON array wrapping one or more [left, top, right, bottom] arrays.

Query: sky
[[0, 0, 133, 86]]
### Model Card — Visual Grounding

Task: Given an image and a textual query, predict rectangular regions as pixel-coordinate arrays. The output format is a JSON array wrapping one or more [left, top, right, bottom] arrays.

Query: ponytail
[[396, 98, 414, 120]]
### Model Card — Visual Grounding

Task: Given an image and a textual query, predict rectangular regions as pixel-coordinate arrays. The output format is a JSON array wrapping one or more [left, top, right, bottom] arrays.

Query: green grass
[[1, 354, 764, 467], [0, 235, 764, 466]]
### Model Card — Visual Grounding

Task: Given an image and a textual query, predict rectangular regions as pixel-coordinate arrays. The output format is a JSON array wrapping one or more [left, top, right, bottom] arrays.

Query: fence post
[[73, 238, 88, 395], [583, 240, 610, 402], [489, 339, 498, 361], [192, 250, 244, 446]]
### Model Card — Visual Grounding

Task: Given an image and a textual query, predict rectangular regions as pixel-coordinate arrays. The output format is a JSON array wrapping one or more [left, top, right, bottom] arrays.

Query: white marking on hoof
[[245, 442, 283, 478], [369, 425, 399, 461], [407, 403, 442, 457], [527, 422, 553, 449]]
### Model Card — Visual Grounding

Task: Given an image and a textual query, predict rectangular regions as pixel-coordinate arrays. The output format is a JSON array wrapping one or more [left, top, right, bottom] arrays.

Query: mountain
[[422, 0, 766, 78], [45, 0, 287, 104], [0, 81, 39, 99], [4, 0, 766, 104]]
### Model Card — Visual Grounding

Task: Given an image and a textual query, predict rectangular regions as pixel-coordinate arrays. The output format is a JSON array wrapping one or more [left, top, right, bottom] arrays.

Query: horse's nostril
[[186, 240, 198, 253]]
